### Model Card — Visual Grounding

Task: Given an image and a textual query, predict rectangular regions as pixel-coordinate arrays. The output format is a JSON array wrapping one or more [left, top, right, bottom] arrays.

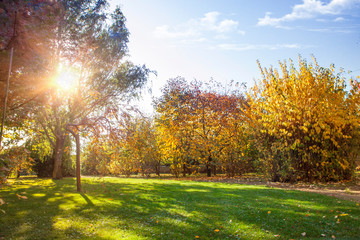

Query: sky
[[109, 0, 360, 113]]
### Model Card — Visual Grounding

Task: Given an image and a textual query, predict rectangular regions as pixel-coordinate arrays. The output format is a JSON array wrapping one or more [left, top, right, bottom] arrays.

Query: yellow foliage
[[247, 56, 360, 182]]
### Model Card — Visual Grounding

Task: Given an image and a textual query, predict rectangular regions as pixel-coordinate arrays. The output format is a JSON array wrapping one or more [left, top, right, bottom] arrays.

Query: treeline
[[83, 57, 360, 182]]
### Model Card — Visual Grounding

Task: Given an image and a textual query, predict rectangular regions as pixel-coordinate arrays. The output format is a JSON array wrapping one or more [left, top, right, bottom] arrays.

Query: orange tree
[[247, 57, 360, 182], [155, 78, 252, 177]]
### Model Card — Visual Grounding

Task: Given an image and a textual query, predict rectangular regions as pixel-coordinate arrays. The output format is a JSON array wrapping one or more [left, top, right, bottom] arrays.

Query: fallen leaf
[[214, 229, 219, 232], [195, 236, 200, 239], [301, 232, 306, 236], [274, 234, 280, 237], [305, 214, 310, 217], [268, 211, 271, 214], [0, 209, 5, 214], [16, 194, 27, 200], [321, 234, 326, 237], [339, 214, 348, 216], [331, 235, 336, 239], [0, 198, 4, 205]]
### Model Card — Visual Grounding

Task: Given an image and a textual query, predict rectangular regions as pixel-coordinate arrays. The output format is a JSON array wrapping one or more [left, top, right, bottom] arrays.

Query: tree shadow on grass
[[1, 177, 360, 239]]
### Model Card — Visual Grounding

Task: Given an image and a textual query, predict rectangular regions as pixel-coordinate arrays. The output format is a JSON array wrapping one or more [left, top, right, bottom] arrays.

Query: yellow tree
[[247, 57, 360, 182], [155, 78, 195, 177]]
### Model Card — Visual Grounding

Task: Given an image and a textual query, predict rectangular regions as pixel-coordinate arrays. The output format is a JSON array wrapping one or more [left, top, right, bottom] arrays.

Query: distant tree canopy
[[85, 58, 360, 183]]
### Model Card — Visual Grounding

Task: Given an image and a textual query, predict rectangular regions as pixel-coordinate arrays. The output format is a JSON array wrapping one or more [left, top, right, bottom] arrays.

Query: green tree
[[33, 1, 150, 192]]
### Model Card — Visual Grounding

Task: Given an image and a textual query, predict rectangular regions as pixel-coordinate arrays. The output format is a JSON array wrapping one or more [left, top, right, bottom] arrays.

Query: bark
[[182, 163, 187, 177], [66, 126, 81, 192], [0, 47, 13, 150], [52, 135, 65, 179]]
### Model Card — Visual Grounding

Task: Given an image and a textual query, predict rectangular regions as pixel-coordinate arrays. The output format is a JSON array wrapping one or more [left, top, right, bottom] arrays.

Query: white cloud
[[154, 25, 198, 39], [217, 43, 309, 51], [258, 0, 360, 27], [334, 16, 346, 21], [154, 11, 243, 41]]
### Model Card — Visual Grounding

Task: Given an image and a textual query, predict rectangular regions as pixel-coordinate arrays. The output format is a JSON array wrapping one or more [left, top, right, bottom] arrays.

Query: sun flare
[[54, 64, 79, 91]]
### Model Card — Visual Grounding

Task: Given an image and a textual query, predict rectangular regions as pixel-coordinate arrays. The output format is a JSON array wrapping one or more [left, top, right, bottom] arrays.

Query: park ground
[[1, 175, 360, 240]]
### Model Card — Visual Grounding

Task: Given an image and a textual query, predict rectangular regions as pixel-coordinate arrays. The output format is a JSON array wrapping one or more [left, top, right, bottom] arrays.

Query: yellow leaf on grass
[[268, 211, 271, 214], [195, 236, 200, 239], [214, 229, 220, 232], [339, 214, 348, 216]]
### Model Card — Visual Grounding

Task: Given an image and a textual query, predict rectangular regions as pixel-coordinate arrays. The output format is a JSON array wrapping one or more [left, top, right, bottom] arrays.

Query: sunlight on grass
[[1, 177, 360, 239]]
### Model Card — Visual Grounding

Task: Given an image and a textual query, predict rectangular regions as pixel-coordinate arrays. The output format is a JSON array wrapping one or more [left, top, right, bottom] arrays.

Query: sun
[[54, 64, 79, 91]]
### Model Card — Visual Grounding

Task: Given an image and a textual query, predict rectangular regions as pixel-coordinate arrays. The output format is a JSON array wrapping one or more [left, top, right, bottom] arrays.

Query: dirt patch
[[174, 176, 360, 203]]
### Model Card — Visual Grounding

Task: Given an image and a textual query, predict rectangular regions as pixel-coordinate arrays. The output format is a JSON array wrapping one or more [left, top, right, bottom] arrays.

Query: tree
[[155, 78, 252, 177], [33, 0, 150, 192], [83, 111, 161, 177], [0, 0, 59, 149], [247, 57, 360, 182]]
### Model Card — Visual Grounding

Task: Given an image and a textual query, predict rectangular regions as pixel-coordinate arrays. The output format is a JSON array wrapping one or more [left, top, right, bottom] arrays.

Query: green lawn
[[0, 177, 359, 240]]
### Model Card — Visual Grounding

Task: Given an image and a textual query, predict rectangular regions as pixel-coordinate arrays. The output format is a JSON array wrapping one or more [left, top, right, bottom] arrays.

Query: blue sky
[[110, 0, 360, 112]]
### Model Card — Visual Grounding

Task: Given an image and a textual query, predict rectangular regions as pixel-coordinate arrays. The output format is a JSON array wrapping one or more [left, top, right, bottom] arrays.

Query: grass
[[0, 177, 359, 240]]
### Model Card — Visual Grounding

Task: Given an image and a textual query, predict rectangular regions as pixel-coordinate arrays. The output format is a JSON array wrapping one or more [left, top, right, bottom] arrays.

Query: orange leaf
[[214, 229, 220, 232], [16, 194, 27, 200], [195, 236, 200, 239]]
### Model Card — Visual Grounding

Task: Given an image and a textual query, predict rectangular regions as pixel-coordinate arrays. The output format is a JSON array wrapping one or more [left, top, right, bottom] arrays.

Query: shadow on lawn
[[1, 177, 359, 239]]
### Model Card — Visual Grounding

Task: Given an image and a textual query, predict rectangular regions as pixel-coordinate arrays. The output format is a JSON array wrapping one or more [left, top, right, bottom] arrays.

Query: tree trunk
[[74, 132, 81, 192], [206, 156, 212, 177], [0, 47, 13, 150], [52, 135, 65, 179], [67, 126, 81, 192], [182, 163, 187, 177]]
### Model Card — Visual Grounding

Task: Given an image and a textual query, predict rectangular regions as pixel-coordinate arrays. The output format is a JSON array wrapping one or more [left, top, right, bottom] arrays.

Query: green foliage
[[82, 114, 161, 177], [31, 136, 75, 178]]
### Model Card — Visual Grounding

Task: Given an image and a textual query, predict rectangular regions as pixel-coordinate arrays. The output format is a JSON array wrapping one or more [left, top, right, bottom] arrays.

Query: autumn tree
[[155, 78, 252, 177], [155, 78, 195, 177], [247, 57, 360, 182]]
